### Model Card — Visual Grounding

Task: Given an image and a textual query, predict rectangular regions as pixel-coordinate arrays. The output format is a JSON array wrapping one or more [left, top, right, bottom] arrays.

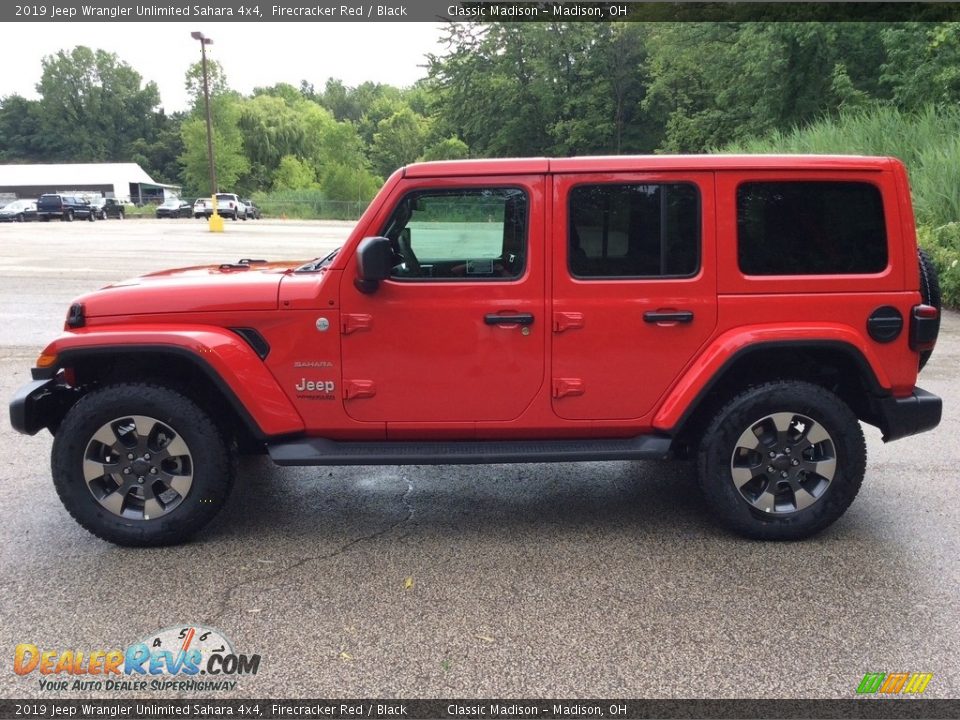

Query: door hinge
[[341, 313, 372, 335], [344, 380, 376, 400], [553, 378, 585, 399], [553, 312, 584, 333]]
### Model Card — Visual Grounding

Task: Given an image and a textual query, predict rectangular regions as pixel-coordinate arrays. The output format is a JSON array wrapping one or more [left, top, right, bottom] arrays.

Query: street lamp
[[191, 31, 223, 232]]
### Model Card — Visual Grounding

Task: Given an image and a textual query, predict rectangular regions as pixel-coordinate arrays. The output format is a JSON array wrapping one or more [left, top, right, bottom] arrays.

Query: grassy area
[[724, 105, 960, 306], [123, 204, 157, 218]]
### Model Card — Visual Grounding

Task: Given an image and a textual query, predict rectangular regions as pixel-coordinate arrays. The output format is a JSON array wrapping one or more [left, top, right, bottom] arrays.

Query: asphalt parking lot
[[0, 218, 958, 700]]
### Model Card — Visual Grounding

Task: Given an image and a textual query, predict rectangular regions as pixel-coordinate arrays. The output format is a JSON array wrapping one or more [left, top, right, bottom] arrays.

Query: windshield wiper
[[296, 247, 340, 272]]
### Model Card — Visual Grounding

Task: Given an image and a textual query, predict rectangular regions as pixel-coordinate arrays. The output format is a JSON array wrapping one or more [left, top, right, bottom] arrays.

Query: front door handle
[[485, 313, 534, 326], [643, 310, 694, 324]]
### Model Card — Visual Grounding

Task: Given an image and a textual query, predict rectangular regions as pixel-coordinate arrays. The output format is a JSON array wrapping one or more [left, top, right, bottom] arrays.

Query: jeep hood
[[75, 261, 298, 317]]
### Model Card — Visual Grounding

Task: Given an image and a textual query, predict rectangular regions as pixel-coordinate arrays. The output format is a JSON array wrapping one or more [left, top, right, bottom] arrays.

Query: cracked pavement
[[0, 220, 958, 699]]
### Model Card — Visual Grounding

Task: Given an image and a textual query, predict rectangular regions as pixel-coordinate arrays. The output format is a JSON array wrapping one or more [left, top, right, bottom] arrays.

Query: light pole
[[191, 31, 223, 232]]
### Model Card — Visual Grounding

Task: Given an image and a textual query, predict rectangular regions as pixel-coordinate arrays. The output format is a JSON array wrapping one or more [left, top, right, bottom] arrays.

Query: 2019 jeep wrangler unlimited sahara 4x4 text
[[9, 156, 942, 546]]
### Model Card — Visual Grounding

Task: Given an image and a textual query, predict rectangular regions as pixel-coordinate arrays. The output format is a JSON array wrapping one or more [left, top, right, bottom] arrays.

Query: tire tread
[[51, 383, 234, 547], [697, 380, 866, 540]]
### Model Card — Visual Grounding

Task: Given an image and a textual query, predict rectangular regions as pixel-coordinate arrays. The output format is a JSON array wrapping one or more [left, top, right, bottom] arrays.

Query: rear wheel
[[63, 210, 74, 222], [698, 381, 865, 540], [52, 384, 235, 546]]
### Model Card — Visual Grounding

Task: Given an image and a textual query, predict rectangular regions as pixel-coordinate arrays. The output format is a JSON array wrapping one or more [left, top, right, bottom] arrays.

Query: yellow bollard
[[208, 194, 224, 232]]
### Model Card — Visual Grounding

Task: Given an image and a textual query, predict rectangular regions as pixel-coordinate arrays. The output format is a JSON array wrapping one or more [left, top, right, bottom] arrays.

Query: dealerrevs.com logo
[[856, 672, 933, 695], [13, 625, 260, 693]]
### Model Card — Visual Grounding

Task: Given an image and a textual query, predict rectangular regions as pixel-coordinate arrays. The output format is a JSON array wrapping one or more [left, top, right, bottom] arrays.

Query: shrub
[[917, 223, 960, 308]]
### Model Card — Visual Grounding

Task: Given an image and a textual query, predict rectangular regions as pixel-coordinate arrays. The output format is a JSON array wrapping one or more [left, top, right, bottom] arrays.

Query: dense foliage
[[1, 22, 960, 302], [3, 23, 959, 187]]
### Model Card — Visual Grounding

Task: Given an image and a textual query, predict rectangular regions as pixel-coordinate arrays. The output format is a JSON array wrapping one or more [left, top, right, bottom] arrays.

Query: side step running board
[[267, 435, 673, 466]]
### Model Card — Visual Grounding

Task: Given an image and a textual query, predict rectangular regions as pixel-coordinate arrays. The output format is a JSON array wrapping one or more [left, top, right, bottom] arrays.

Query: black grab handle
[[643, 310, 694, 324], [485, 313, 535, 326]]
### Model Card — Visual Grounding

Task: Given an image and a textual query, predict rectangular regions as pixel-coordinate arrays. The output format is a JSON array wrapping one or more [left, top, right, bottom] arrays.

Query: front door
[[340, 176, 545, 425], [551, 172, 717, 420]]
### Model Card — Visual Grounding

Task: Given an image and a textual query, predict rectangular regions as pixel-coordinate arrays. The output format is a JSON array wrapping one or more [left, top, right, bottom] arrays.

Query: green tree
[[319, 162, 381, 202], [370, 106, 428, 176], [35, 46, 161, 161], [185, 59, 229, 105], [272, 155, 317, 190], [128, 111, 184, 184], [643, 23, 888, 152], [0, 95, 46, 161], [180, 93, 249, 195], [881, 23, 960, 110], [420, 136, 470, 161]]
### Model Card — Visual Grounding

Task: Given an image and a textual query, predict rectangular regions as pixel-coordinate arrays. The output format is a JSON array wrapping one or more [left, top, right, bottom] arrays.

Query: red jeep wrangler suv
[[10, 156, 942, 545]]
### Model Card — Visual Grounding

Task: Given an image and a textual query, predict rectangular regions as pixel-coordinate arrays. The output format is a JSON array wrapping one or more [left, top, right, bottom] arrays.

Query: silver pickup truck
[[193, 193, 246, 221]]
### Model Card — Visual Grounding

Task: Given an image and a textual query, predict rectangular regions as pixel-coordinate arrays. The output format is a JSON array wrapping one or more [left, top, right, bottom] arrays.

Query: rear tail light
[[909, 304, 939, 352]]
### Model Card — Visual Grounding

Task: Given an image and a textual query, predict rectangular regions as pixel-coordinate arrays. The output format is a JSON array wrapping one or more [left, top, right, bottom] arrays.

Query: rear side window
[[568, 183, 700, 278], [737, 181, 888, 275]]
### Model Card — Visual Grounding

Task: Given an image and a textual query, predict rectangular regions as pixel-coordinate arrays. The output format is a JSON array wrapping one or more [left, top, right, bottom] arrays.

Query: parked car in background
[[91, 198, 125, 220], [156, 198, 193, 219], [242, 199, 261, 219], [0, 199, 37, 222], [36, 194, 97, 222], [194, 193, 245, 221], [215, 193, 245, 221]]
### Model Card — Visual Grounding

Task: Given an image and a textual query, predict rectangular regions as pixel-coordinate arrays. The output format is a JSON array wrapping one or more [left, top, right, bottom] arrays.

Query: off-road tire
[[51, 384, 235, 547], [698, 381, 866, 540], [918, 248, 941, 370]]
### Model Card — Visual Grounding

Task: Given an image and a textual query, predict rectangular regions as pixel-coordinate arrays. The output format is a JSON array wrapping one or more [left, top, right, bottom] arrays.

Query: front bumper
[[876, 387, 942, 442], [9, 377, 78, 436]]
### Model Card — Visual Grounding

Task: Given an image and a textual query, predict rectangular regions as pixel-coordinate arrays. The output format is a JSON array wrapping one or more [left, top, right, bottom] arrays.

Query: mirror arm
[[354, 277, 380, 294]]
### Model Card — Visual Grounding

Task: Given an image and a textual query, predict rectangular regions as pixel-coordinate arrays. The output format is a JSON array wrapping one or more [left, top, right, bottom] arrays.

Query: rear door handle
[[485, 313, 534, 326], [643, 310, 694, 324]]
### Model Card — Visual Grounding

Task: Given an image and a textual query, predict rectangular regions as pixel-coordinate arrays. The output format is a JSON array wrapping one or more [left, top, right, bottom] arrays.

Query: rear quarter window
[[737, 181, 888, 275]]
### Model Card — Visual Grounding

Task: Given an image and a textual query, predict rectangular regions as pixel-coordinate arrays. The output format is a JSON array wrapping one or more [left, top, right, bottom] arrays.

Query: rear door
[[551, 172, 717, 420]]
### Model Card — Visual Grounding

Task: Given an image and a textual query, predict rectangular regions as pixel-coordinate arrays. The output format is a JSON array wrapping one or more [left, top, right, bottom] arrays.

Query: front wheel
[[697, 381, 865, 540], [52, 384, 235, 546]]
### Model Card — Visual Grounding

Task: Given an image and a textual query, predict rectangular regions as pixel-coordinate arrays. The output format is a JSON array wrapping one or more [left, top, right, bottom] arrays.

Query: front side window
[[381, 188, 528, 280], [737, 181, 888, 275], [568, 183, 700, 278]]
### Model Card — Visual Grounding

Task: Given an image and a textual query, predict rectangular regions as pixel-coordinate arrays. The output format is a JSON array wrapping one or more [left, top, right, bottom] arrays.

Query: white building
[[0, 163, 181, 204]]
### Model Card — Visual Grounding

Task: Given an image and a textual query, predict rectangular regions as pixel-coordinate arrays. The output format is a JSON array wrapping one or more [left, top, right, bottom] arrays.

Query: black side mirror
[[354, 236, 394, 294]]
